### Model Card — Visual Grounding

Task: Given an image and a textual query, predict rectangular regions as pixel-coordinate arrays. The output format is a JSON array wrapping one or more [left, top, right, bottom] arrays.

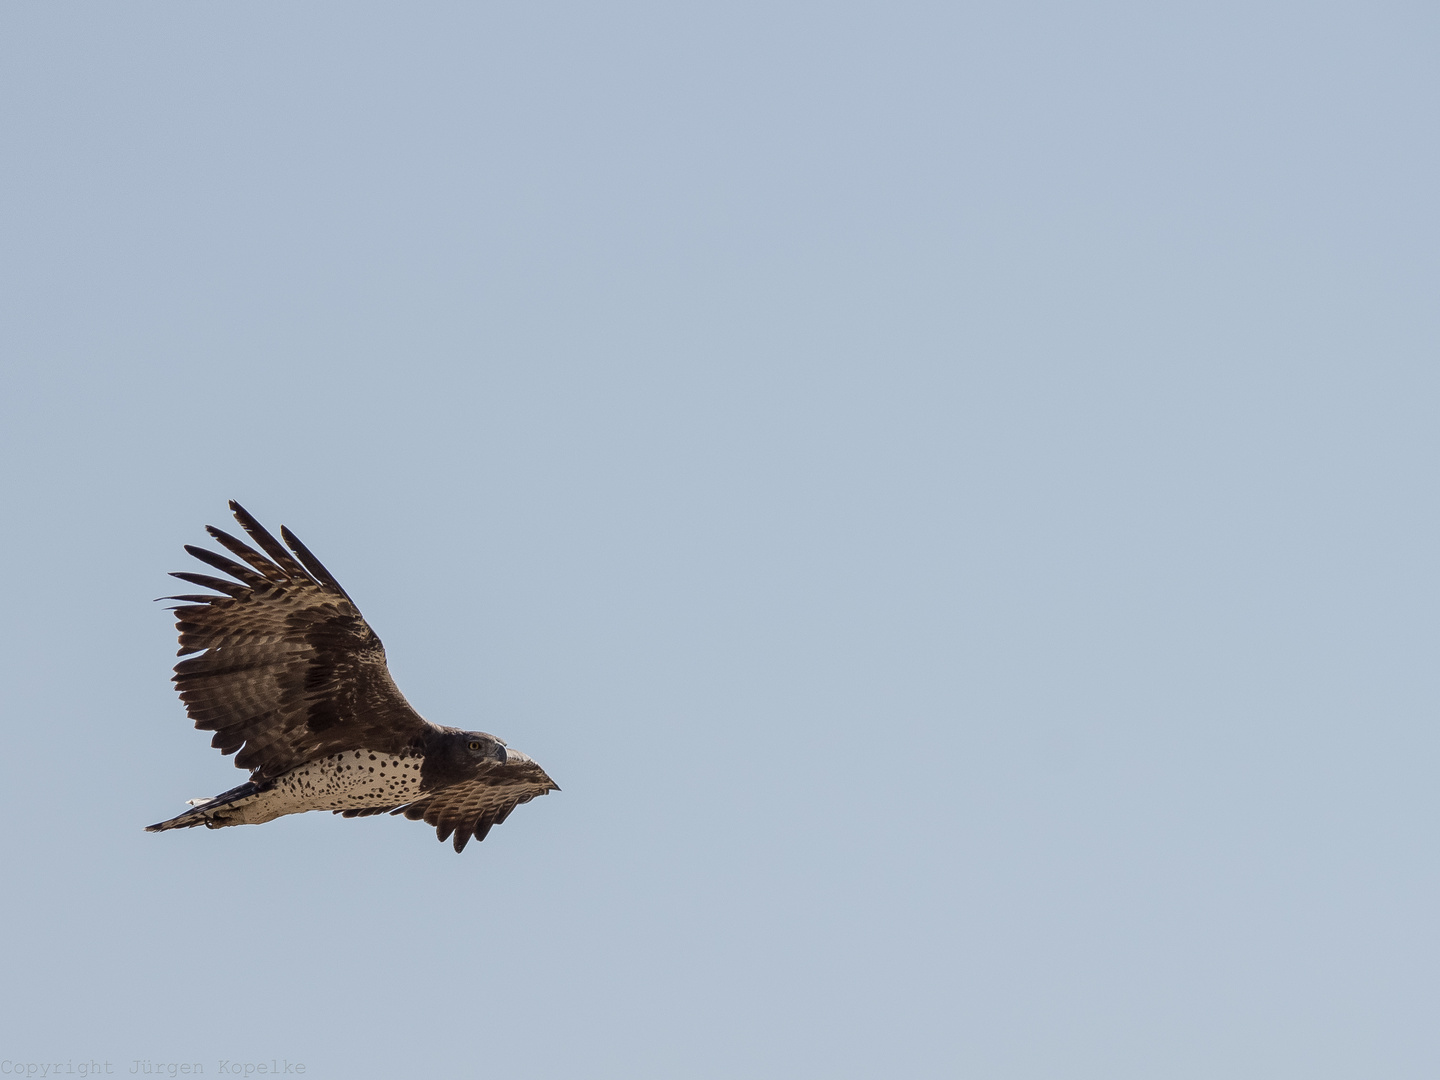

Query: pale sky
[[3, 3, 1439, 1077]]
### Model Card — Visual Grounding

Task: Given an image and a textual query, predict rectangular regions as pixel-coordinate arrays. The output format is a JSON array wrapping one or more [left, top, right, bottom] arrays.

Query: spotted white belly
[[224, 749, 427, 825]]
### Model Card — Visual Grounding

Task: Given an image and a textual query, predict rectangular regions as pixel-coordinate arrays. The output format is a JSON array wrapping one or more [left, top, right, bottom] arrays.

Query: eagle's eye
[[469, 741, 481, 751]]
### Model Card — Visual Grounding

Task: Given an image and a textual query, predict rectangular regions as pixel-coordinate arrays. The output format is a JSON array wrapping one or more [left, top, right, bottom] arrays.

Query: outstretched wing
[[394, 753, 558, 853], [167, 500, 439, 781]]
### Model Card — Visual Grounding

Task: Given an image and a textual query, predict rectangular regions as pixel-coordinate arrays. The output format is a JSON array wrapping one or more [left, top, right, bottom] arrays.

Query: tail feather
[[146, 781, 260, 832]]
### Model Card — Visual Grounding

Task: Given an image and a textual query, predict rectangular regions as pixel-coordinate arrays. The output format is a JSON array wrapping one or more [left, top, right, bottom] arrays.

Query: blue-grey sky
[[3, 3, 1439, 1077]]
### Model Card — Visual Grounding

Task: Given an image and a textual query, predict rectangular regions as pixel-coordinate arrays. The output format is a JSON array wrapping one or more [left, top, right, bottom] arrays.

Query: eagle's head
[[418, 728, 511, 787], [456, 731, 508, 766]]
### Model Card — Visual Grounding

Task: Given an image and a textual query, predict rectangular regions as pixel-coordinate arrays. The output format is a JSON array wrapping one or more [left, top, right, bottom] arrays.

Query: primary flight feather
[[147, 501, 558, 853]]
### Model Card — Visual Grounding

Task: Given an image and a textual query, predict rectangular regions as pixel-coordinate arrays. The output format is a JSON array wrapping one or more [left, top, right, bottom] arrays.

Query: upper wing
[[166, 500, 439, 781], [394, 753, 559, 853]]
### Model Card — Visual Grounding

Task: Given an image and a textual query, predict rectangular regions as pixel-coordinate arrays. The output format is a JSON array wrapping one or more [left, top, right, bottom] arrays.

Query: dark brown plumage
[[147, 501, 558, 852]]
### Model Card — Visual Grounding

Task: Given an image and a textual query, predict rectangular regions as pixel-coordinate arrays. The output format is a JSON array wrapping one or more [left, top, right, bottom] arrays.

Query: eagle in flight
[[147, 501, 558, 853]]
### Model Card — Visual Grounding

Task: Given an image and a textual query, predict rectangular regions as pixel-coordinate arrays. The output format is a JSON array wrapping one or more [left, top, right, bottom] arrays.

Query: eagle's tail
[[145, 781, 262, 832]]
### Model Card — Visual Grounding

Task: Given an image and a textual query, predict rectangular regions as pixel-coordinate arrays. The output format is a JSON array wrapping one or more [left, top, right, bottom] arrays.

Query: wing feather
[[226, 500, 309, 580], [169, 571, 248, 598], [280, 524, 356, 603], [167, 501, 438, 781], [393, 758, 557, 854], [205, 525, 290, 583], [182, 544, 271, 588]]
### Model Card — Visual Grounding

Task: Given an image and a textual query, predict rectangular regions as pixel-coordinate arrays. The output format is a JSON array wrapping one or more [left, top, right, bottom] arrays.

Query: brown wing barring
[[165, 501, 438, 781]]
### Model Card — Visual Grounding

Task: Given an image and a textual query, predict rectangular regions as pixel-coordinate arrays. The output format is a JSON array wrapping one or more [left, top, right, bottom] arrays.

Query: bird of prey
[[147, 501, 558, 853]]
